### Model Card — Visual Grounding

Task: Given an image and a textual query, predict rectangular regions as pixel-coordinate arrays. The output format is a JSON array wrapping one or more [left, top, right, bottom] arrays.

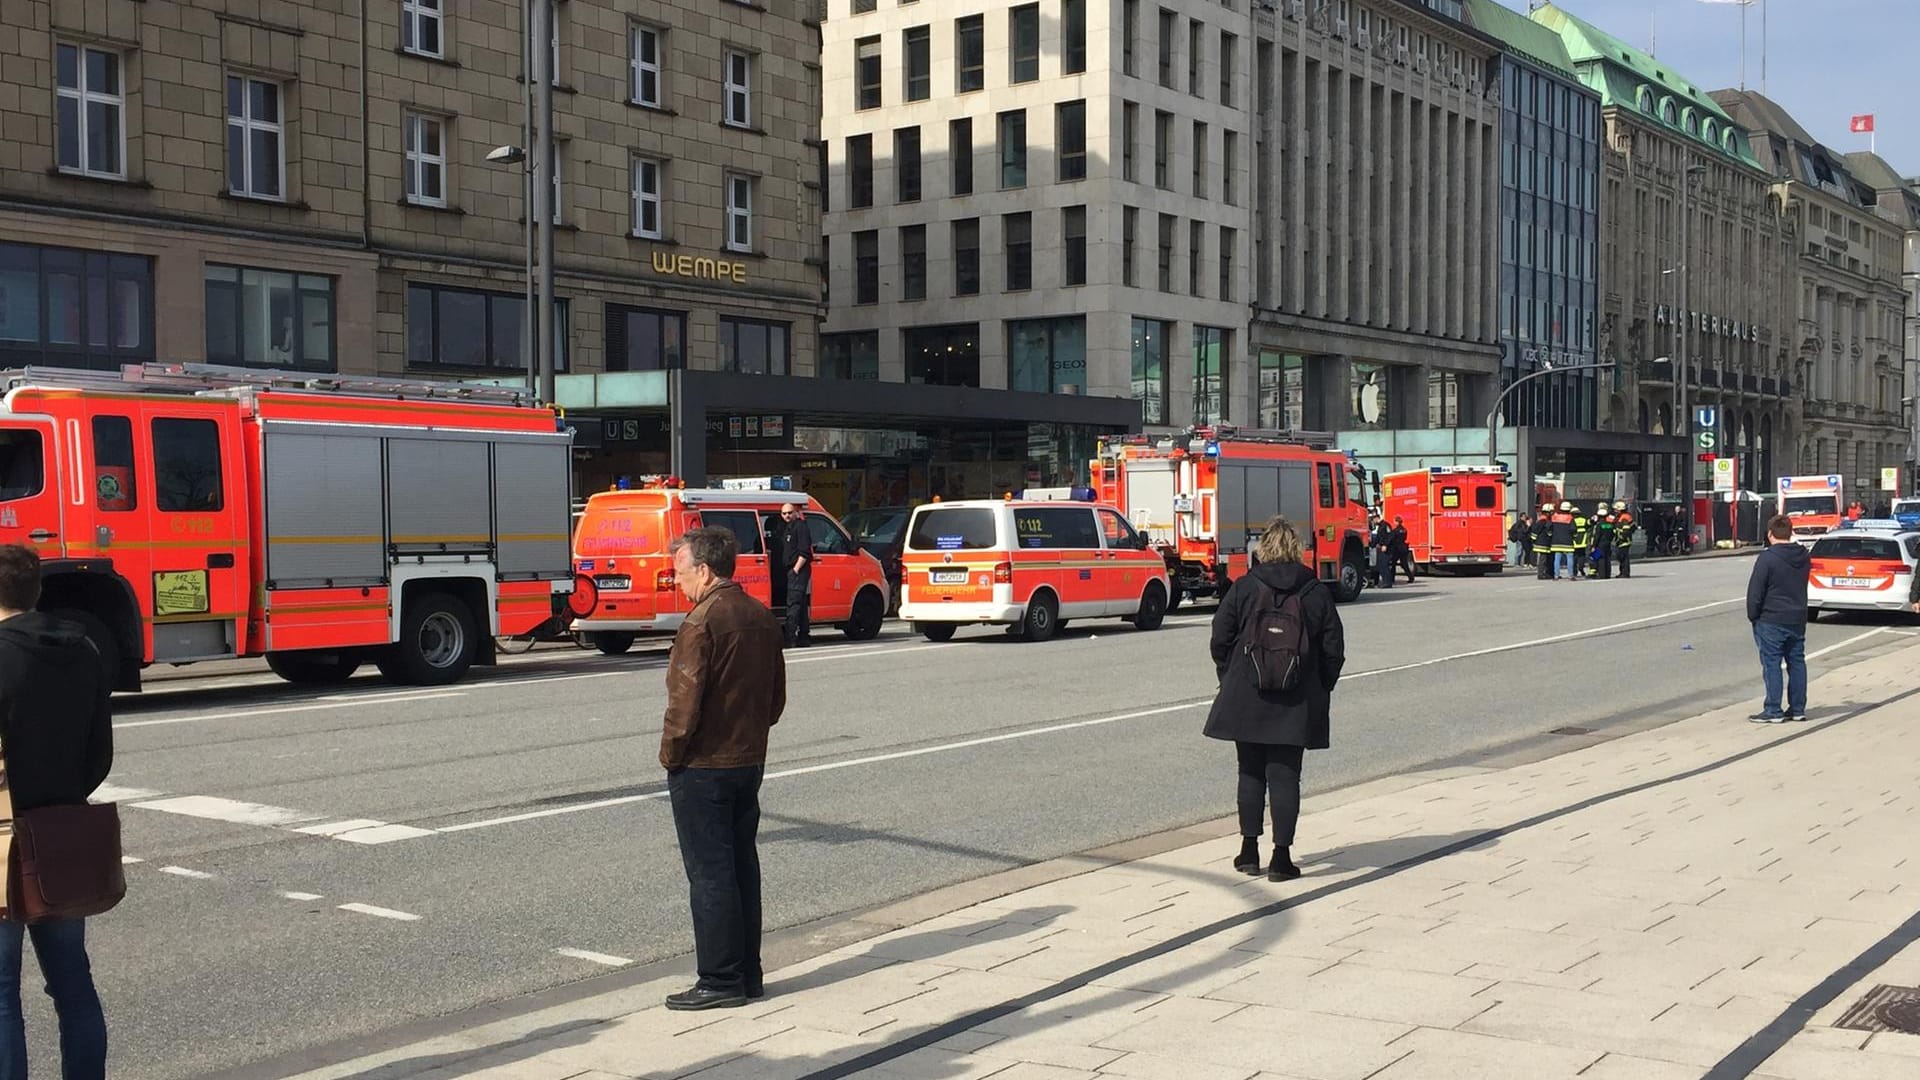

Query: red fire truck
[[0, 363, 574, 689], [1092, 427, 1374, 605], [1380, 466, 1509, 573]]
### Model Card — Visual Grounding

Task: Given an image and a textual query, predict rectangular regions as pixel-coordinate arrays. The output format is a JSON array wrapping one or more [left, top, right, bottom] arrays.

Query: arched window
[[1723, 130, 1739, 155], [1635, 85, 1656, 114], [1681, 107, 1698, 135], [1701, 118, 1718, 144], [1659, 97, 1678, 125]]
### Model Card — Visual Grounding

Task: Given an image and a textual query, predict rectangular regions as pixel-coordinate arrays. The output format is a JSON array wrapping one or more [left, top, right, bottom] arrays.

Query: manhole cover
[[1836, 985, 1920, 1034], [1550, 726, 1594, 736]]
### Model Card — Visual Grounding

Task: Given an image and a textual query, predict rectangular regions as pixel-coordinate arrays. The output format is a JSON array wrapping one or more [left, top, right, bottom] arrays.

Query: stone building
[[1844, 151, 1920, 484]]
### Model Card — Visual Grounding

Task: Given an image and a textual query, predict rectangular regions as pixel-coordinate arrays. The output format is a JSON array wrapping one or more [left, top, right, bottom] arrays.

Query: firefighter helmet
[[1558, 501, 1572, 512], [1614, 501, 1628, 511]]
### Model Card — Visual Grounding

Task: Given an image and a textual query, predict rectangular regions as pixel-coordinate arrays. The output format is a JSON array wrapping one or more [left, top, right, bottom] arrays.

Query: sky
[[1541, 0, 1920, 177]]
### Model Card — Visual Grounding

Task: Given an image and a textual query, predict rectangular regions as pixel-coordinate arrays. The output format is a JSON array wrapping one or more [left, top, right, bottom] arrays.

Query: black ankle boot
[[1233, 837, 1261, 875], [1268, 846, 1302, 882]]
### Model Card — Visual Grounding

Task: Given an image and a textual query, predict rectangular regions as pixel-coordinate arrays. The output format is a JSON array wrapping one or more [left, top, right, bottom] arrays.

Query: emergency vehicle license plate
[[1830, 576, 1875, 588], [929, 569, 969, 585], [595, 575, 632, 591]]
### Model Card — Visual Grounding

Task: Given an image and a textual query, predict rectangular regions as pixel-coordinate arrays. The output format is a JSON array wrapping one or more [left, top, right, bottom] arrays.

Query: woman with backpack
[[1204, 516, 1347, 882]]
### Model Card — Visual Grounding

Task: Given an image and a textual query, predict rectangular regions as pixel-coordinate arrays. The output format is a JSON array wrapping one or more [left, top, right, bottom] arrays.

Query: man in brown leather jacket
[[660, 526, 787, 1010]]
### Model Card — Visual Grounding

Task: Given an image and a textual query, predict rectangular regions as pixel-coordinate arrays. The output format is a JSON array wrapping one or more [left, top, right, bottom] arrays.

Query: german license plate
[[929, 569, 969, 585], [595, 575, 632, 591], [1830, 576, 1875, 588]]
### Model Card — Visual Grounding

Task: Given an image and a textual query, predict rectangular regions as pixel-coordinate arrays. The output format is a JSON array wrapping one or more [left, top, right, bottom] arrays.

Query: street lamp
[[484, 144, 537, 400], [1676, 163, 1708, 541], [481, 2, 556, 406], [1485, 360, 1616, 468]]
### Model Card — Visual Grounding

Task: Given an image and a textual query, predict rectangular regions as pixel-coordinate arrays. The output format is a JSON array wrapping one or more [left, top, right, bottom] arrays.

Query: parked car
[[1806, 526, 1919, 621], [841, 506, 910, 614]]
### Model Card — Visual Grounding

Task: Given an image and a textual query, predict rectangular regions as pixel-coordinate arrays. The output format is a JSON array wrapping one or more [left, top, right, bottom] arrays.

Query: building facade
[[1535, 4, 1793, 503], [1845, 152, 1920, 484], [1251, 0, 1503, 470], [1716, 93, 1908, 503]]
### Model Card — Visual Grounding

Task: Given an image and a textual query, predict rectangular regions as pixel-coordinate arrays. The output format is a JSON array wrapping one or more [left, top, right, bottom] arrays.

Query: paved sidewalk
[[276, 644, 1920, 1080]]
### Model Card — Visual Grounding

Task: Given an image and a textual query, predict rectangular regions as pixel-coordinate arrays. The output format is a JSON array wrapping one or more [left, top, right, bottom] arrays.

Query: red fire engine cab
[[1092, 427, 1375, 605], [0, 363, 574, 689]]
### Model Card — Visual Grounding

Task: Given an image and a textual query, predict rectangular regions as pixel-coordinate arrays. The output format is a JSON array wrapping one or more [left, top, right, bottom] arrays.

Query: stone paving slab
[[278, 643, 1920, 1080]]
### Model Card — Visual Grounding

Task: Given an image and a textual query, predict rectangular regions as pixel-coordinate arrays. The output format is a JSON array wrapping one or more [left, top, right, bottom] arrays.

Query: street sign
[[1695, 406, 1718, 430], [1881, 467, 1901, 492], [1697, 430, 1717, 451], [1712, 457, 1736, 492]]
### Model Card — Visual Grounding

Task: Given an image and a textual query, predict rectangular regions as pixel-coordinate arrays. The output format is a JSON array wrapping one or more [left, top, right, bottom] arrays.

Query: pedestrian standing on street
[[1391, 516, 1416, 583], [1570, 505, 1592, 581], [1206, 516, 1346, 883], [1746, 514, 1810, 725], [1532, 505, 1556, 581], [660, 527, 788, 1010], [776, 503, 814, 649], [1591, 504, 1614, 580], [1613, 502, 1636, 579], [1370, 514, 1395, 590], [0, 545, 113, 1077], [1508, 513, 1532, 569], [1549, 501, 1576, 580]]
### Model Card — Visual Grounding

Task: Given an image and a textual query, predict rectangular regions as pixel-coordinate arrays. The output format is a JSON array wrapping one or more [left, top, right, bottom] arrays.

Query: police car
[[1805, 520, 1919, 620]]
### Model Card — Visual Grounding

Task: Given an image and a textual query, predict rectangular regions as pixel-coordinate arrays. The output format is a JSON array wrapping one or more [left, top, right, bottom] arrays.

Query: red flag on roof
[[1850, 114, 1876, 134]]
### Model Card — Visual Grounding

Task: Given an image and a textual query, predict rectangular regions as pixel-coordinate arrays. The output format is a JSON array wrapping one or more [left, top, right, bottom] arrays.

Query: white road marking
[[136, 795, 325, 828], [1807, 628, 1886, 660], [330, 823, 437, 844], [293, 819, 386, 837], [789, 642, 956, 664], [1345, 597, 1745, 681], [478, 671, 629, 689], [338, 903, 421, 922], [282, 892, 324, 902], [158, 866, 214, 880], [121, 856, 144, 865], [553, 947, 633, 967], [116, 690, 464, 729], [93, 784, 165, 803]]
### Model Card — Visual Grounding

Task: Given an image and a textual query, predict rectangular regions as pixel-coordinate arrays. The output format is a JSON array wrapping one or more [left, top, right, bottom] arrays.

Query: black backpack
[[1241, 579, 1308, 693]]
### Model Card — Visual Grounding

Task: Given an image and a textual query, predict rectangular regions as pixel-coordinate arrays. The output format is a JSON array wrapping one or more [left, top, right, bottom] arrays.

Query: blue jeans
[[667, 766, 765, 993], [0, 919, 106, 1080], [1553, 552, 1573, 579], [1753, 621, 1808, 717]]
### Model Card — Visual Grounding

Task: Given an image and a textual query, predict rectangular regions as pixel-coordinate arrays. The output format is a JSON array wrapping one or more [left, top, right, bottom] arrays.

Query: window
[[1004, 212, 1033, 291], [956, 16, 985, 92], [1122, 102, 1139, 181], [1220, 32, 1236, 106], [999, 110, 1027, 188], [603, 304, 682, 371], [1122, 207, 1138, 287], [204, 266, 335, 371], [1157, 213, 1175, 292], [953, 219, 980, 295], [849, 135, 874, 207], [89, 417, 133, 510], [1218, 226, 1235, 302], [1193, 326, 1227, 424], [1010, 5, 1040, 83], [1192, 121, 1207, 198], [805, 513, 857, 556], [226, 76, 285, 199], [854, 230, 879, 304], [725, 174, 753, 253], [908, 506, 996, 549], [853, 0, 877, 11], [55, 44, 124, 179], [408, 284, 568, 371], [1222, 130, 1238, 205], [895, 127, 921, 202], [631, 25, 663, 106], [1189, 220, 1204, 295], [723, 50, 752, 128], [403, 112, 447, 207], [949, 119, 973, 196], [855, 37, 882, 109], [0, 431, 43, 505], [1010, 317, 1088, 395], [402, 0, 444, 57], [1016, 507, 1100, 549], [821, 331, 880, 380], [901, 225, 927, 300], [1154, 110, 1172, 188], [1064, 0, 1088, 74], [153, 419, 224, 513], [0, 242, 152, 369], [1158, 9, 1177, 88], [719, 318, 789, 375], [1474, 487, 1498, 510], [631, 157, 664, 238], [1057, 101, 1087, 181], [1063, 206, 1087, 286], [1188, 19, 1204, 97], [1123, 0, 1139, 77], [904, 26, 931, 101], [905, 323, 980, 386], [1316, 463, 1336, 509], [1132, 317, 1170, 424]]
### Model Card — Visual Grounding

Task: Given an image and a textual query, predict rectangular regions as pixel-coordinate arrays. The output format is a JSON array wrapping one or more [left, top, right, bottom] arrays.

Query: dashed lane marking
[[116, 690, 465, 729], [1807, 627, 1886, 660], [158, 866, 214, 880], [120, 856, 143, 865], [338, 903, 421, 922], [282, 892, 324, 902], [553, 947, 633, 968]]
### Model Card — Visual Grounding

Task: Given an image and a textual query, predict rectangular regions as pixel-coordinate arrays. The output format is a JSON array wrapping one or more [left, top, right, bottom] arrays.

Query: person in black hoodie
[[0, 545, 112, 1079], [1205, 516, 1346, 882], [1745, 515, 1811, 724]]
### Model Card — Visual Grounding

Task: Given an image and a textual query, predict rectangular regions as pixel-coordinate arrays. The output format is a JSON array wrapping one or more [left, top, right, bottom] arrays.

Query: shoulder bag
[[0, 742, 126, 924]]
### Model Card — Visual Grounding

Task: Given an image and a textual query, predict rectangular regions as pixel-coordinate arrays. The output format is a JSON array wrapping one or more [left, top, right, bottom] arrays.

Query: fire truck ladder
[[1, 362, 541, 407], [1191, 426, 1340, 450]]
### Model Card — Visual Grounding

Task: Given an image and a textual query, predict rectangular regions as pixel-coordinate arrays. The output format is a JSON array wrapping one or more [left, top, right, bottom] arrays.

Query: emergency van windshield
[[907, 507, 998, 551], [0, 430, 44, 501], [1783, 496, 1839, 517]]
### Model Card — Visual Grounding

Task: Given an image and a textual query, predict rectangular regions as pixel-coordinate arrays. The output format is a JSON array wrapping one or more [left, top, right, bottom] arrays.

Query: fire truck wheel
[[51, 608, 122, 688], [1132, 583, 1168, 631], [380, 593, 478, 685], [917, 622, 957, 642], [592, 632, 637, 655], [266, 652, 362, 685], [1334, 555, 1365, 603], [843, 589, 886, 641], [1020, 593, 1060, 643]]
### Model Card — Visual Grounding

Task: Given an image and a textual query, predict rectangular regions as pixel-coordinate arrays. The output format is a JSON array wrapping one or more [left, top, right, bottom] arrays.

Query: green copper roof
[[1462, 0, 1580, 82], [1530, 2, 1759, 166]]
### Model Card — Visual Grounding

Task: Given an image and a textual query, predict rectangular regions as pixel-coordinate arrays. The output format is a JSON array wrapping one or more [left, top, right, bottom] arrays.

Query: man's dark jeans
[[667, 765, 765, 994], [1752, 620, 1808, 717], [0, 918, 106, 1080]]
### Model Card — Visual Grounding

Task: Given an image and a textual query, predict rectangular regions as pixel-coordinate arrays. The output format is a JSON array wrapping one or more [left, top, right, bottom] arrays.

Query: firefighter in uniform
[[1613, 501, 1637, 579], [1549, 501, 1577, 580], [1569, 503, 1591, 582], [1532, 504, 1556, 581], [1590, 503, 1615, 580]]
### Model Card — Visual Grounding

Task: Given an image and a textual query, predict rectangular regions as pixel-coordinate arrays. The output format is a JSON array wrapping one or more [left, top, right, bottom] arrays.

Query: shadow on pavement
[[1304, 830, 1498, 877]]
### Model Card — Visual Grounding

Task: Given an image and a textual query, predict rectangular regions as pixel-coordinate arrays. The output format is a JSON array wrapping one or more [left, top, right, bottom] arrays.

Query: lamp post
[[1676, 163, 1707, 538], [1486, 361, 1616, 468], [483, 143, 533, 396]]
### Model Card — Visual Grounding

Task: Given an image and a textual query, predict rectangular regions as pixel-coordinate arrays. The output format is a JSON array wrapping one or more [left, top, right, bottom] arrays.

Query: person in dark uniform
[[1390, 516, 1416, 583], [776, 503, 814, 647], [1370, 514, 1395, 590], [1549, 501, 1576, 580], [1590, 503, 1614, 580], [1532, 504, 1555, 581], [1613, 501, 1636, 579], [1569, 504, 1591, 582]]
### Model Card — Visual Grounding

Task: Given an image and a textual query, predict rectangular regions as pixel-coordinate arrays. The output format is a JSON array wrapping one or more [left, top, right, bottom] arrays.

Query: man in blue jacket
[[1746, 515, 1811, 723]]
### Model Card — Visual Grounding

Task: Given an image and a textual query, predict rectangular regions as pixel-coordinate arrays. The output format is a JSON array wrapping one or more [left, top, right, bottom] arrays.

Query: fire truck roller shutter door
[[387, 435, 493, 553], [261, 427, 388, 587], [493, 436, 573, 578]]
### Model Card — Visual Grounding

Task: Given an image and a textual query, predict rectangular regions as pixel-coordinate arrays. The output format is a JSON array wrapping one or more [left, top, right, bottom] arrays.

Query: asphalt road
[[38, 556, 1918, 1079]]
